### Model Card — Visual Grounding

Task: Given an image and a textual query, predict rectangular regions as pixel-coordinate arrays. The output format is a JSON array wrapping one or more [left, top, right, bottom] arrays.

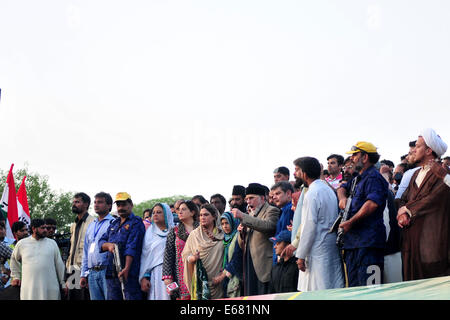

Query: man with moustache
[[10, 219, 65, 300], [232, 183, 280, 296], [80, 192, 115, 300], [337, 142, 388, 287], [229, 185, 247, 213], [99, 192, 145, 300], [326, 154, 345, 190], [210, 194, 227, 215], [65, 192, 95, 300], [44, 218, 57, 238], [340, 156, 357, 186], [397, 128, 450, 280]]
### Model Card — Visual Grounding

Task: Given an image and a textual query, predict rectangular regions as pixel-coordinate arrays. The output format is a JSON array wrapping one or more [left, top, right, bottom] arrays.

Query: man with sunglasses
[[44, 218, 57, 238], [337, 142, 388, 287]]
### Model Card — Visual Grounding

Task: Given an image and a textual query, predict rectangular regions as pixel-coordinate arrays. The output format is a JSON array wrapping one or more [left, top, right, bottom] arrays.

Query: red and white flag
[[0, 164, 19, 239], [17, 176, 30, 228]]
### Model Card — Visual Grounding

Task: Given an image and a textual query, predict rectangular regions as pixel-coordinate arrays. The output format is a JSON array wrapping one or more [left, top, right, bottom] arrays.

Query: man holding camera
[[337, 142, 388, 287]]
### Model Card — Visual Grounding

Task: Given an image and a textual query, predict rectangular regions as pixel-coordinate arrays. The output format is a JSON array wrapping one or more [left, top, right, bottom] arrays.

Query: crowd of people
[[1, 127, 449, 300]]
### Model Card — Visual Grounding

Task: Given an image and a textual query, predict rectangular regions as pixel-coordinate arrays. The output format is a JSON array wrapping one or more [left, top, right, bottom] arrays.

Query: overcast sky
[[1, 0, 449, 209]]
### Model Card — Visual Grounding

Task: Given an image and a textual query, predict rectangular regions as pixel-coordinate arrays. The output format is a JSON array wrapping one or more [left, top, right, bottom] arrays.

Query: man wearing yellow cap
[[98, 192, 146, 300], [337, 142, 388, 287]]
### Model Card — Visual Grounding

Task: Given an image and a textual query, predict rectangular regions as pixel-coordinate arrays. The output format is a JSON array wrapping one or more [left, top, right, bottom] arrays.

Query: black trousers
[[244, 250, 270, 296], [67, 287, 90, 300]]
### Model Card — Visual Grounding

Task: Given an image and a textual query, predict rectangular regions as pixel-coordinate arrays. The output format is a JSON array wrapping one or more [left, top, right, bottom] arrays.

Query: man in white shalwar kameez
[[10, 219, 65, 300], [295, 157, 344, 292]]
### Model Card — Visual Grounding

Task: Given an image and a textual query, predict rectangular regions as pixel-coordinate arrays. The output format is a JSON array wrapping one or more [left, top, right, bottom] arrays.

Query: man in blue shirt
[[99, 192, 145, 300], [270, 181, 294, 265], [80, 192, 114, 300], [337, 141, 388, 287]]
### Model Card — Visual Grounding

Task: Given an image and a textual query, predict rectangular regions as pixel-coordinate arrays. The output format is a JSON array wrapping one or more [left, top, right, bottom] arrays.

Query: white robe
[[10, 237, 65, 300], [296, 179, 344, 292], [139, 204, 174, 300], [139, 225, 170, 300]]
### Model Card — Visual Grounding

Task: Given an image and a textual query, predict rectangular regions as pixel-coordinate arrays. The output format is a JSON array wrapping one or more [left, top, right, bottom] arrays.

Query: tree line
[[0, 165, 184, 234]]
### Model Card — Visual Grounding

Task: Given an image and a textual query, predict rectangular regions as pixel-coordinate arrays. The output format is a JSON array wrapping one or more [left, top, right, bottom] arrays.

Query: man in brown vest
[[65, 192, 95, 299]]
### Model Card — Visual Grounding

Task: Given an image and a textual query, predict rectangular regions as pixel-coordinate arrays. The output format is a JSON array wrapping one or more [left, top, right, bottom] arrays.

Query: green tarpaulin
[[228, 276, 450, 300]]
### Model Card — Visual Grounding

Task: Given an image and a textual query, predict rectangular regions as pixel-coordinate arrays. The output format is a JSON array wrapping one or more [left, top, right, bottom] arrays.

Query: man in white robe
[[295, 157, 344, 292], [10, 219, 65, 300]]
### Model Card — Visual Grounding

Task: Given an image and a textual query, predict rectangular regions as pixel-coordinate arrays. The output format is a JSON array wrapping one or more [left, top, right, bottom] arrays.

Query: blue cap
[[269, 230, 292, 244]]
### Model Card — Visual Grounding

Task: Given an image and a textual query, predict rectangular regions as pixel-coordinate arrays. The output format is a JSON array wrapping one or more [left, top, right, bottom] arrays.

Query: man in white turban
[[420, 128, 447, 158], [397, 128, 450, 281]]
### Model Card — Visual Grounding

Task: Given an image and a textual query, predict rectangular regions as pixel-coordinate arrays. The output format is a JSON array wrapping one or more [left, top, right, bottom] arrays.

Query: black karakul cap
[[232, 185, 246, 196], [245, 183, 266, 196]]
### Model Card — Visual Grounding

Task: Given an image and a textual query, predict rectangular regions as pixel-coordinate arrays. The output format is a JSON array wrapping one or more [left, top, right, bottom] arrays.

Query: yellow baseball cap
[[114, 192, 132, 202], [346, 141, 377, 154]]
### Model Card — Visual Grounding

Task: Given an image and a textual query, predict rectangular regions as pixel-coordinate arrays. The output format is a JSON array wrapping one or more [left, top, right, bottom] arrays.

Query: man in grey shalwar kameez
[[295, 157, 344, 292]]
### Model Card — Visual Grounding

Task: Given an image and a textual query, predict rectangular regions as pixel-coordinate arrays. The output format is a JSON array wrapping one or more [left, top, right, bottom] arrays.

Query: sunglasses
[[350, 146, 364, 153]]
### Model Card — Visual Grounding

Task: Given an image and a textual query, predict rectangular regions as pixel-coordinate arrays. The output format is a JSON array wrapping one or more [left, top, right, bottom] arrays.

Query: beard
[[248, 202, 263, 214], [294, 177, 304, 189], [118, 209, 130, 217], [231, 202, 247, 213], [35, 230, 47, 239], [343, 172, 353, 182], [354, 158, 364, 173], [72, 206, 82, 214]]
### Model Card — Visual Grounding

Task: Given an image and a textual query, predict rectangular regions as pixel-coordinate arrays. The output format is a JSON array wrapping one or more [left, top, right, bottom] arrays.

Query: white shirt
[[395, 167, 421, 199]]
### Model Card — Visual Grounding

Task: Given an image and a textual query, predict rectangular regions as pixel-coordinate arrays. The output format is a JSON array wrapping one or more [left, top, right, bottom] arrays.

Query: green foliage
[[1, 164, 190, 233], [0, 164, 74, 233], [133, 195, 190, 217]]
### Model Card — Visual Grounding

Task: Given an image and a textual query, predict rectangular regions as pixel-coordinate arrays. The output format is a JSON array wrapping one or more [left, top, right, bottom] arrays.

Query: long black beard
[[72, 207, 82, 214], [238, 203, 247, 213]]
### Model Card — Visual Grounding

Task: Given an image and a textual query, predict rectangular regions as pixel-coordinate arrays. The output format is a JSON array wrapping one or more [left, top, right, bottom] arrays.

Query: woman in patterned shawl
[[182, 204, 224, 299], [162, 200, 199, 300]]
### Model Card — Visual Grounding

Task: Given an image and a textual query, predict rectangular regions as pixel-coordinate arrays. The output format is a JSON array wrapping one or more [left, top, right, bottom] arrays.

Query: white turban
[[420, 128, 448, 157]]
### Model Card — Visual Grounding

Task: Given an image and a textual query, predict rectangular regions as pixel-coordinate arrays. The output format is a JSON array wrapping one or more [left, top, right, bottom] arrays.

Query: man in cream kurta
[[10, 219, 65, 300], [295, 157, 344, 292]]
